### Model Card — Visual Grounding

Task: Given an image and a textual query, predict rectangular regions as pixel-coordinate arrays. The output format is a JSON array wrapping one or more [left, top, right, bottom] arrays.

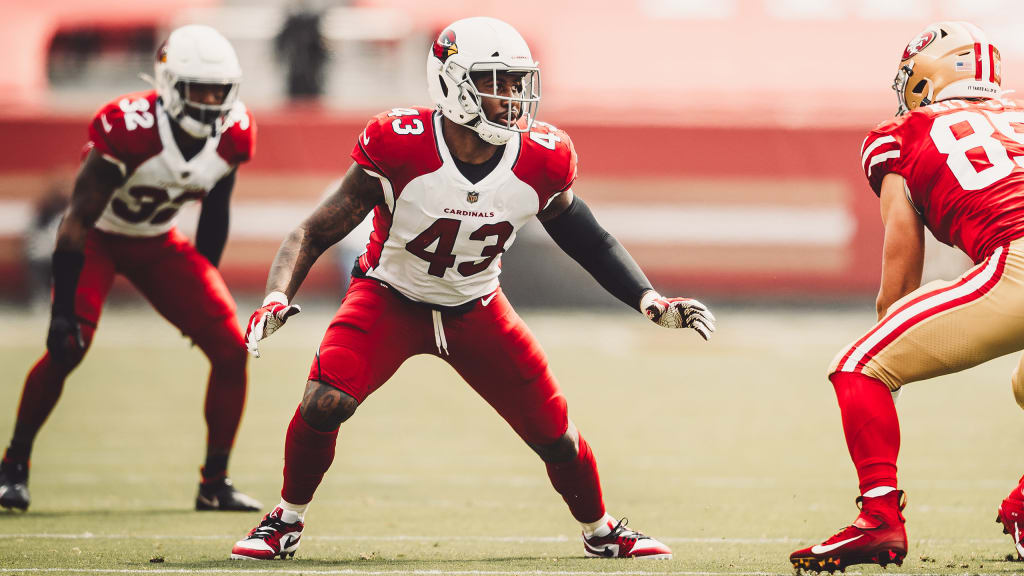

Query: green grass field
[[1, 303, 1023, 575]]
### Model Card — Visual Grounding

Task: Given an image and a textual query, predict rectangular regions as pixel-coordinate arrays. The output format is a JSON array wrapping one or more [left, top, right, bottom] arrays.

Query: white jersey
[[351, 107, 576, 307], [87, 90, 255, 237]]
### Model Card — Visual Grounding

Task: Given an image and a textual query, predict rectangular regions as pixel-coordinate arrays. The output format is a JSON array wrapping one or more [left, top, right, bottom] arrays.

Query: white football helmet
[[154, 25, 242, 138], [427, 17, 540, 145]]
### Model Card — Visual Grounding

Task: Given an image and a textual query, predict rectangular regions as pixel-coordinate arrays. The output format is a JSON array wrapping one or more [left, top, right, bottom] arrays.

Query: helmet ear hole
[[912, 80, 928, 94], [438, 76, 448, 97]]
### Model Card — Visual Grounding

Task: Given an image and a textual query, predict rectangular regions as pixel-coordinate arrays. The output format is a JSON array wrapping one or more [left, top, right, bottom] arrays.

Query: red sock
[[545, 432, 605, 523], [281, 406, 338, 505], [202, 360, 247, 453], [7, 353, 72, 462], [830, 371, 900, 494]]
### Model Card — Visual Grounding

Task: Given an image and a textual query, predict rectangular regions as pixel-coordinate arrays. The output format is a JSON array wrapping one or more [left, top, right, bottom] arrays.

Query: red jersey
[[861, 97, 1024, 263], [86, 90, 255, 237], [349, 107, 575, 306]]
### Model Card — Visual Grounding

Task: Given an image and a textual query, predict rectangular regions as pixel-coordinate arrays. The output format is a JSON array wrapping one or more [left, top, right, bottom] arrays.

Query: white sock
[[862, 486, 896, 498], [582, 513, 616, 537], [277, 499, 308, 523]]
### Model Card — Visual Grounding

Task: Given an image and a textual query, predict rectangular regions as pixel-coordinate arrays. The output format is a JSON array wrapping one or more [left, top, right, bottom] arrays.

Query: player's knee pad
[[529, 422, 579, 463], [299, 380, 359, 431], [1012, 366, 1024, 410], [49, 324, 97, 373]]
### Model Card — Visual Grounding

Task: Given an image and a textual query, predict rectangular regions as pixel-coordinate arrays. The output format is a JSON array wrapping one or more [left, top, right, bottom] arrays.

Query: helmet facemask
[[443, 61, 540, 145], [468, 66, 540, 143], [172, 79, 239, 136], [892, 61, 933, 116]]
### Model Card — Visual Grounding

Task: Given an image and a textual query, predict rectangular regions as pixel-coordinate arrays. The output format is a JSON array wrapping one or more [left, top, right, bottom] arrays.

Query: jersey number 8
[[930, 109, 1024, 191]]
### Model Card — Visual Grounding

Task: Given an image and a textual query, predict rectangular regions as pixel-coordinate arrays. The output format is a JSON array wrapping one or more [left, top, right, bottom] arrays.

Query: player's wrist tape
[[639, 290, 661, 313], [51, 249, 85, 316], [263, 291, 289, 307]]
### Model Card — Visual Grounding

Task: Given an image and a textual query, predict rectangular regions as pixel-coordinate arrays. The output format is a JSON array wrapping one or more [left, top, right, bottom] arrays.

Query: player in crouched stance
[[231, 17, 713, 561], [791, 22, 1024, 572], [0, 26, 259, 513]]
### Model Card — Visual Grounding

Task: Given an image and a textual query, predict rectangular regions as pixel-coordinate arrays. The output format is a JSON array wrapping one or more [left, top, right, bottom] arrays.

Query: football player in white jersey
[[232, 17, 714, 560], [0, 26, 260, 513]]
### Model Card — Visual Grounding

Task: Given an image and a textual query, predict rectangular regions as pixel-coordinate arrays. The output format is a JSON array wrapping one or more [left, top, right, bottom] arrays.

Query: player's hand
[[46, 313, 85, 365], [245, 292, 301, 358], [640, 290, 716, 340]]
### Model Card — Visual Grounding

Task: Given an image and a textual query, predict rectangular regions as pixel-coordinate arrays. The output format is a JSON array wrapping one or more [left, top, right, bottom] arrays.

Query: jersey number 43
[[405, 218, 513, 277]]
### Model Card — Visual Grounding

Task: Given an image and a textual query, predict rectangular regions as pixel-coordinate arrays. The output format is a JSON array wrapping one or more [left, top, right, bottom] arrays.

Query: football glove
[[46, 313, 85, 366], [640, 291, 716, 340], [245, 292, 301, 358]]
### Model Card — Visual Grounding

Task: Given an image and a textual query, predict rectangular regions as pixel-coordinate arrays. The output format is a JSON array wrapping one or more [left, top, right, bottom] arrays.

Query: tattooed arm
[[266, 163, 383, 300]]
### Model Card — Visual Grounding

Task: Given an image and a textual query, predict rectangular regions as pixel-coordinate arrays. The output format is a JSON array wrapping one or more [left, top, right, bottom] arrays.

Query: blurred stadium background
[[10, 0, 1024, 307], [6, 1, 1024, 574]]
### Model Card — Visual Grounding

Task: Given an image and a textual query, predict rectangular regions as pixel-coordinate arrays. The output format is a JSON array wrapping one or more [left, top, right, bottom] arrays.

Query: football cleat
[[997, 474, 1024, 559], [582, 518, 672, 559], [0, 459, 30, 512], [231, 507, 304, 560], [195, 477, 262, 512], [790, 490, 907, 573]]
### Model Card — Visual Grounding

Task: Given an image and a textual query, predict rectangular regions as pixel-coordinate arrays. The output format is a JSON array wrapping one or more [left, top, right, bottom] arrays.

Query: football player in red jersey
[[0, 25, 260, 513], [230, 16, 714, 561], [790, 22, 1024, 572]]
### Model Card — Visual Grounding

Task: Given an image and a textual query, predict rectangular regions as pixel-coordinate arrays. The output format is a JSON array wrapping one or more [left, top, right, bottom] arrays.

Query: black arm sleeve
[[51, 249, 84, 317], [196, 170, 236, 267], [541, 195, 652, 311]]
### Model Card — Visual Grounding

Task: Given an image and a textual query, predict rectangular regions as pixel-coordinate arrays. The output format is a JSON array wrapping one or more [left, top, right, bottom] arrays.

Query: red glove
[[245, 292, 301, 358]]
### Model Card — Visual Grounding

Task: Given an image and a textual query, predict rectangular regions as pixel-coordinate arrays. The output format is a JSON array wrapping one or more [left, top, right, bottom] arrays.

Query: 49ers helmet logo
[[433, 29, 458, 63], [903, 30, 937, 61]]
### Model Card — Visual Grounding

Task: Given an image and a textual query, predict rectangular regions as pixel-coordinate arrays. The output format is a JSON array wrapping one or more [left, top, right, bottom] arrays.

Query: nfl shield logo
[[467, 191, 479, 204]]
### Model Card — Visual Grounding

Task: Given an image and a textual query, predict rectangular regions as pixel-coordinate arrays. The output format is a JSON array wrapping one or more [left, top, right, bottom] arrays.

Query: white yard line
[[0, 569, 1016, 576], [0, 565, 794, 569], [0, 533, 1007, 545]]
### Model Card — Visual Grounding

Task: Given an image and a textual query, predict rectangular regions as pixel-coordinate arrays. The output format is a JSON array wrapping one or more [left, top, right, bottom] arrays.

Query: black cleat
[[196, 477, 261, 512], [0, 459, 30, 511]]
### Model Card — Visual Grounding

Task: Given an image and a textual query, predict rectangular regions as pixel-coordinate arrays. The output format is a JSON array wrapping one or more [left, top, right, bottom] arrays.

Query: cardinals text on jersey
[[87, 90, 255, 237], [351, 107, 576, 307], [861, 97, 1024, 263]]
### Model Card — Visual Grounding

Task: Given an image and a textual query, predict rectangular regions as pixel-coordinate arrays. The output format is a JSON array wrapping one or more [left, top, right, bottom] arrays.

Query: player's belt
[[350, 260, 483, 315]]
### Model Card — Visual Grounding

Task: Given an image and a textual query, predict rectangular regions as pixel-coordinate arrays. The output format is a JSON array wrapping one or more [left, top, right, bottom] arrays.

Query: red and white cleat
[[997, 475, 1024, 560], [790, 490, 907, 573], [230, 507, 304, 560], [582, 518, 672, 559]]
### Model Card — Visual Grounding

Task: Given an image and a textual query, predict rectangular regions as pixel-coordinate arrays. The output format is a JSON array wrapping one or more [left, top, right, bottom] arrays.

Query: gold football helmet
[[893, 21, 1001, 115]]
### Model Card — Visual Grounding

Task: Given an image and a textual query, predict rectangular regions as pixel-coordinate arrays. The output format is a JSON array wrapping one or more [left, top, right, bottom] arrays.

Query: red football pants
[[284, 277, 605, 522], [12, 228, 248, 457]]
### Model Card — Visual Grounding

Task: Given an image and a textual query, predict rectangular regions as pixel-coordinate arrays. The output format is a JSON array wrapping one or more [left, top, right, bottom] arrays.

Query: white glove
[[640, 290, 716, 340], [244, 292, 301, 358]]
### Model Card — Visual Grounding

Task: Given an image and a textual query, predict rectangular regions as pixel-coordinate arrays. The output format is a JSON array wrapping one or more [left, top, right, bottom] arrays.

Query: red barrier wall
[[0, 110, 882, 300]]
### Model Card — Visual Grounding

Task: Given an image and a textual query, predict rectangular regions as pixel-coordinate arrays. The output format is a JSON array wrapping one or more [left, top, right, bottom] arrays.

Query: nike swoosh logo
[[481, 292, 498, 306], [811, 535, 863, 555], [362, 131, 371, 146], [101, 114, 113, 133]]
